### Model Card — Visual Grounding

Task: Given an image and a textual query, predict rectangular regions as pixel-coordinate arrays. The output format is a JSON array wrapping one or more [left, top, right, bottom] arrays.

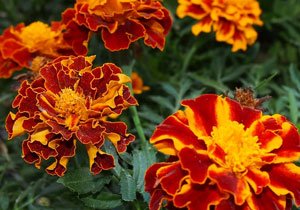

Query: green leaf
[[0, 193, 9, 210], [133, 148, 156, 192], [149, 96, 174, 111], [255, 71, 278, 90], [57, 168, 111, 194], [190, 74, 229, 92], [161, 83, 178, 100], [287, 88, 299, 123], [81, 192, 122, 209], [289, 64, 300, 91], [120, 170, 136, 201]]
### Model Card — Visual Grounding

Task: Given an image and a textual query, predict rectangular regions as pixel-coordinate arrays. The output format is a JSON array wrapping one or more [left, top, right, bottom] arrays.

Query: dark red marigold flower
[[0, 21, 90, 78], [6, 55, 138, 176], [62, 0, 172, 51], [145, 94, 300, 210]]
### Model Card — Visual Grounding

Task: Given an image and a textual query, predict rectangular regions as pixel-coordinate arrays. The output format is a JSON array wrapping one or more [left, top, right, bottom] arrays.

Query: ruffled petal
[[173, 181, 229, 210], [150, 110, 206, 156], [157, 162, 187, 195], [266, 163, 300, 206], [246, 187, 288, 210], [86, 144, 115, 175], [208, 164, 251, 205], [178, 147, 211, 184]]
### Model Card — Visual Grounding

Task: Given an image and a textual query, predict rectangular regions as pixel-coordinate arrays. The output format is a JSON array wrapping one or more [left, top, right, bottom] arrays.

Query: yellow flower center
[[209, 121, 262, 174], [55, 88, 88, 120], [17, 21, 59, 53]]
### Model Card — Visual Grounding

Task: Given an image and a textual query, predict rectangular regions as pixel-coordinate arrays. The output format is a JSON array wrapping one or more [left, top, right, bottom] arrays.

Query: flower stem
[[129, 106, 147, 147]]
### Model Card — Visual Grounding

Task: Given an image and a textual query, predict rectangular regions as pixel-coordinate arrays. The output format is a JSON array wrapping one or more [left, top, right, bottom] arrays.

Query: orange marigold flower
[[0, 21, 90, 78], [62, 0, 172, 51], [145, 94, 300, 210], [131, 72, 150, 94], [176, 0, 263, 52], [6, 55, 138, 176]]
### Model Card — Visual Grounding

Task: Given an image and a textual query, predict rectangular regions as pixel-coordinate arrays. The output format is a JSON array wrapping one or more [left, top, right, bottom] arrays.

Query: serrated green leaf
[[120, 170, 136, 201], [81, 192, 122, 209], [287, 88, 299, 123], [190, 74, 229, 92], [139, 106, 164, 124], [57, 168, 111, 194], [149, 96, 174, 111], [161, 83, 178, 100], [289, 64, 300, 91], [133, 148, 156, 193]]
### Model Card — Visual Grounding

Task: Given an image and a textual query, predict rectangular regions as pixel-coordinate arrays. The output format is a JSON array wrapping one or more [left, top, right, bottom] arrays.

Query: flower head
[[0, 21, 90, 78], [176, 0, 263, 51], [131, 72, 150, 94], [6, 55, 138, 176], [145, 94, 300, 210], [63, 0, 172, 51]]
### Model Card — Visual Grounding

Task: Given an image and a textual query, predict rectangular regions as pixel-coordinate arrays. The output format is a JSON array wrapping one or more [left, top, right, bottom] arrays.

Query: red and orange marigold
[[131, 72, 150, 94], [6, 55, 137, 176], [62, 0, 172, 51], [145, 94, 300, 210], [176, 0, 263, 52], [0, 21, 90, 78]]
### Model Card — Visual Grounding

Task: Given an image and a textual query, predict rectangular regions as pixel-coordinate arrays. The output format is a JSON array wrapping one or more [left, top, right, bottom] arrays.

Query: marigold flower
[[131, 72, 150, 94], [145, 94, 300, 210], [176, 0, 263, 52], [0, 21, 90, 78], [6, 55, 138, 176], [62, 0, 172, 51]]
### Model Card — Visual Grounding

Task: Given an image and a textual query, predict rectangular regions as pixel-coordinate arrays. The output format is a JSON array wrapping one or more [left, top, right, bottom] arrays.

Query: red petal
[[22, 139, 41, 166], [247, 187, 288, 210], [157, 162, 187, 195], [102, 121, 135, 153], [266, 163, 300, 206], [173, 182, 229, 210], [178, 147, 211, 184], [151, 110, 206, 155], [145, 162, 171, 193], [244, 168, 269, 194], [101, 20, 145, 51], [90, 151, 115, 175], [216, 198, 249, 210], [40, 64, 61, 94], [76, 121, 105, 145], [149, 189, 171, 210], [182, 94, 218, 136], [208, 164, 251, 205]]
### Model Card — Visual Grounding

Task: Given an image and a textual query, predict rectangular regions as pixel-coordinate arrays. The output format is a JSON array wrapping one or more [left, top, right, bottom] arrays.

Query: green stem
[[132, 200, 141, 210], [129, 106, 147, 147]]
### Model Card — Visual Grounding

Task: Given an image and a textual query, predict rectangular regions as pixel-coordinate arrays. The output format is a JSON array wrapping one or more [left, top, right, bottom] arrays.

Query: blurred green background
[[0, 0, 300, 209]]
